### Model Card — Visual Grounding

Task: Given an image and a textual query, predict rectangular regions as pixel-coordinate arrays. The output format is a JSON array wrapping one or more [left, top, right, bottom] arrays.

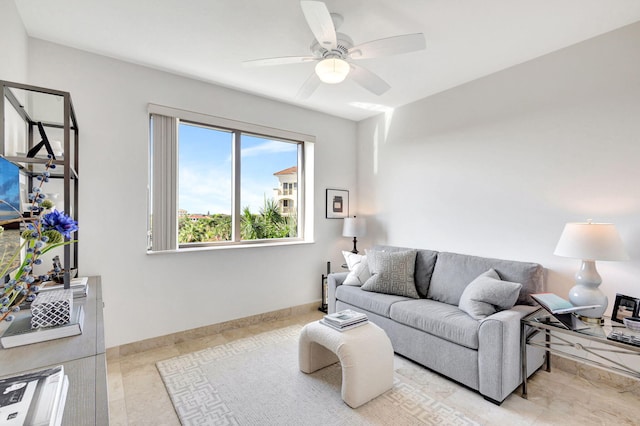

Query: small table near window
[[520, 308, 640, 399]]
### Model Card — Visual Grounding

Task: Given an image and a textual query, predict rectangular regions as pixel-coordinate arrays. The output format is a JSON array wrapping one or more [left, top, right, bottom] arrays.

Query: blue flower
[[39, 210, 78, 239]]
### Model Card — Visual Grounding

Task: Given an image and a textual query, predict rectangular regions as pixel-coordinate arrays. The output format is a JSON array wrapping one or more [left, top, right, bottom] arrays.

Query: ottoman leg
[[299, 328, 339, 373], [339, 330, 394, 408]]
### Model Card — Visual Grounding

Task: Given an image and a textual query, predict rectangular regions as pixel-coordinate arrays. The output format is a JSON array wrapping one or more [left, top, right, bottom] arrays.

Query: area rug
[[157, 324, 479, 425]]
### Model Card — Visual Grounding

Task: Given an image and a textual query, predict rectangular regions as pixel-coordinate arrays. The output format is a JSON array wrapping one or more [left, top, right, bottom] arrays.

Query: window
[[148, 104, 314, 251]]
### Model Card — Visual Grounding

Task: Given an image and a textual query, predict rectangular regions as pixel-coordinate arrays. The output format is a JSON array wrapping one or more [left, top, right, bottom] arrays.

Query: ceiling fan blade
[[349, 64, 391, 96], [243, 56, 317, 67], [349, 33, 426, 59], [300, 1, 337, 50], [296, 72, 321, 99]]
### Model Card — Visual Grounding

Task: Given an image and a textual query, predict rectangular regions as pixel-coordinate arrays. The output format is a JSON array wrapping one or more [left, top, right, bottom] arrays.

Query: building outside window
[[273, 166, 298, 216]]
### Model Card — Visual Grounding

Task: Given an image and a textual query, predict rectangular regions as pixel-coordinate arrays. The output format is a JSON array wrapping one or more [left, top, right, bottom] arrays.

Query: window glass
[[240, 134, 299, 240], [178, 122, 233, 244]]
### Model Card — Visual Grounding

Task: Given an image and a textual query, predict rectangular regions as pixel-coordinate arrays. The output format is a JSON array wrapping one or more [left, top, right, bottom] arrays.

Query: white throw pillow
[[342, 251, 364, 270], [458, 269, 522, 320], [342, 251, 370, 286]]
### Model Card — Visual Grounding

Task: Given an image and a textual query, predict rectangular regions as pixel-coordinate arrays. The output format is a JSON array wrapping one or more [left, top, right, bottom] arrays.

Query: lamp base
[[568, 260, 607, 319], [569, 283, 607, 319]]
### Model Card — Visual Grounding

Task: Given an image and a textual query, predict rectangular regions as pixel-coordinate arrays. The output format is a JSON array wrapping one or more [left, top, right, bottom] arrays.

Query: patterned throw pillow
[[361, 250, 420, 298]]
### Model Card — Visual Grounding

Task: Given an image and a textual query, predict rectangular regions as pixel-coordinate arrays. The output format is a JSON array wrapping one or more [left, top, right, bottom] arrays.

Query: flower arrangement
[[0, 157, 78, 322]]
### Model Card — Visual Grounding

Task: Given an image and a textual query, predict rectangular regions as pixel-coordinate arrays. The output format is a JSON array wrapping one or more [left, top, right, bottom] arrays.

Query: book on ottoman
[[322, 309, 368, 331]]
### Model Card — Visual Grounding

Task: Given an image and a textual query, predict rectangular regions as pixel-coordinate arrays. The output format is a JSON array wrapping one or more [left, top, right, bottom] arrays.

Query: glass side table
[[520, 308, 640, 398]]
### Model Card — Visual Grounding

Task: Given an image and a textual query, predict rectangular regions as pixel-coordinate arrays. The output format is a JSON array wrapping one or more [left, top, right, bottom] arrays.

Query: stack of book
[[1, 305, 85, 349], [320, 309, 368, 331], [0, 365, 68, 426], [37, 277, 89, 298]]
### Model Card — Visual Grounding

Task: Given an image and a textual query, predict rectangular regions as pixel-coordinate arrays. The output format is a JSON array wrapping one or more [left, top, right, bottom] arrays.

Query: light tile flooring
[[107, 311, 640, 425]]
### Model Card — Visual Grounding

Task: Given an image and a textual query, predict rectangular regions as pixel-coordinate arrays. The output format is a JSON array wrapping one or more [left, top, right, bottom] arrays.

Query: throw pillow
[[361, 250, 420, 298], [458, 269, 522, 320], [341, 250, 371, 286], [344, 257, 371, 286], [342, 251, 364, 270]]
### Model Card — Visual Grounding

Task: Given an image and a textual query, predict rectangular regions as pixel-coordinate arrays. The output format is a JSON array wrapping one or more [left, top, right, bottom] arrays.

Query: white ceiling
[[14, 0, 640, 121]]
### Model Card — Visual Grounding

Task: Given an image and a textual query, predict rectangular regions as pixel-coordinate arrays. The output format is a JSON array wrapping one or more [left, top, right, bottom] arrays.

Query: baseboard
[[107, 301, 320, 359]]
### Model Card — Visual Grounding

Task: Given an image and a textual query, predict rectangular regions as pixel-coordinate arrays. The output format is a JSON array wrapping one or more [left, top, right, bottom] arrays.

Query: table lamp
[[554, 220, 629, 323], [343, 216, 366, 254]]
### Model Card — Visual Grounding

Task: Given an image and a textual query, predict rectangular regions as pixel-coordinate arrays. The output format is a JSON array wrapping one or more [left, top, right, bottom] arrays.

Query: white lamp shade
[[554, 222, 629, 261], [343, 217, 366, 238], [315, 58, 350, 84]]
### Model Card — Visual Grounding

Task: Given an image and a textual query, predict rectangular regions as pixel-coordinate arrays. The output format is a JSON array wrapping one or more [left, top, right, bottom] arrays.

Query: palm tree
[[240, 198, 297, 240], [210, 214, 232, 241], [241, 207, 262, 239], [179, 198, 296, 243], [178, 219, 207, 243], [260, 198, 286, 238]]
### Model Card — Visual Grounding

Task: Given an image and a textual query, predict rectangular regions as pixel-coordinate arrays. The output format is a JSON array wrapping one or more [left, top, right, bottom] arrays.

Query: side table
[[520, 308, 640, 399]]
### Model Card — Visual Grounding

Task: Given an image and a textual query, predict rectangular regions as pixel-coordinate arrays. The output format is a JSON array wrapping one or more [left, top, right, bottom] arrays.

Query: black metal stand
[[319, 261, 330, 313], [319, 274, 328, 313]]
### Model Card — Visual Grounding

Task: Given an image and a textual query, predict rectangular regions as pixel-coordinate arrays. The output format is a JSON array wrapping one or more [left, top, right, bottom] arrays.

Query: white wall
[[0, 0, 27, 82], [357, 22, 640, 315], [26, 40, 356, 347]]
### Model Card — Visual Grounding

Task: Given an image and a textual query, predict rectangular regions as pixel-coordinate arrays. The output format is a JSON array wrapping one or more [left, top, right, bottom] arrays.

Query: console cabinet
[[0, 277, 108, 425]]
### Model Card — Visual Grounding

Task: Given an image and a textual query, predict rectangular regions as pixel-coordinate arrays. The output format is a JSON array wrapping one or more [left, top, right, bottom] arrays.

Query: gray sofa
[[327, 245, 546, 404]]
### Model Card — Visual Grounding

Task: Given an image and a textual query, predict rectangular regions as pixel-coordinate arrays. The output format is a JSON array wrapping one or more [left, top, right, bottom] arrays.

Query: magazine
[[323, 309, 367, 327], [531, 293, 595, 330], [319, 318, 369, 332], [531, 293, 600, 314], [0, 365, 68, 426]]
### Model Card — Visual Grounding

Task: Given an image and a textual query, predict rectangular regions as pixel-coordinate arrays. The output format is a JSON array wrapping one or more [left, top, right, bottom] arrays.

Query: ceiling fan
[[243, 1, 426, 99]]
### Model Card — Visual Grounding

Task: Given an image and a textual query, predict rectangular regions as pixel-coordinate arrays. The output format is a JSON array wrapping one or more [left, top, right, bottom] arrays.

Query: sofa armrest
[[327, 272, 348, 314], [477, 305, 540, 402]]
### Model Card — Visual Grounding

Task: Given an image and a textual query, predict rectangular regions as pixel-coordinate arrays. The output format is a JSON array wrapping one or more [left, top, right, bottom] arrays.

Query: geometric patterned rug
[[157, 324, 480, 425]]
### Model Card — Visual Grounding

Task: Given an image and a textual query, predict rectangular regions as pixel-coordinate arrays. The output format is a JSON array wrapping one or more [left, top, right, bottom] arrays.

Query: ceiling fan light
[[315, 58, 350, 84]]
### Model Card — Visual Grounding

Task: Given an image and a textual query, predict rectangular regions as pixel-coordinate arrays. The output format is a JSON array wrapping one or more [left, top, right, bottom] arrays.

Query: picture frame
[[611, 293, 640, 323], [325, 189, 349, 219]]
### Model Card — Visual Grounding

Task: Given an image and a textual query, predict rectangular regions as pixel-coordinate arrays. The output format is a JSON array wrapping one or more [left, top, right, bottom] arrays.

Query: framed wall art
[[611, 293, 640, 323], [326, 189, 349, 219]]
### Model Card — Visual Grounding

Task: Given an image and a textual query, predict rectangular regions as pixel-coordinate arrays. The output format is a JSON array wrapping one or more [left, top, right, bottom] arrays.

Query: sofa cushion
[[362, 250, 420, 298], [390, 299, 481, 349], [458, 269, 523, 320], [372, 246, 438, 298], [335, 285, 411, 317], [428, 252, 543, 306], [342, 251, 371, 286]]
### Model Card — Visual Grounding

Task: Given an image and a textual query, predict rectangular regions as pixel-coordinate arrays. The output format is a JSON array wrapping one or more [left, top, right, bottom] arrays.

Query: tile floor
[[107, 310, 640, 425]]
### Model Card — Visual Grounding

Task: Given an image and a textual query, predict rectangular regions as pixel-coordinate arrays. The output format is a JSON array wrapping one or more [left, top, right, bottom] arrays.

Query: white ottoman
[[298, 321, 394, 408]]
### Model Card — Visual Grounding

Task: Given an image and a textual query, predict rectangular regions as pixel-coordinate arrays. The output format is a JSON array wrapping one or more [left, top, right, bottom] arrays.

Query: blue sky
[[178, 123, 297, 215]]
